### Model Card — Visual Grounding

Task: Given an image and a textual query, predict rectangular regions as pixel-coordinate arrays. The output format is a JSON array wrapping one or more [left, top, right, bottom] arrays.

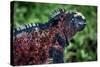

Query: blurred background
[[12, 1, 97, 62]]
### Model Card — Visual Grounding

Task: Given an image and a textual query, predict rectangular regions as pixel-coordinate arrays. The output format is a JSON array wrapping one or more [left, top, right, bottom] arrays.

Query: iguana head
[[64, 11, 86, 40], [66, 11, 86, 31]]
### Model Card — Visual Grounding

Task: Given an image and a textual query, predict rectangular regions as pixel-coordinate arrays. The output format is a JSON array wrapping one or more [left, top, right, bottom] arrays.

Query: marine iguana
[[11, 8, 86, 65]]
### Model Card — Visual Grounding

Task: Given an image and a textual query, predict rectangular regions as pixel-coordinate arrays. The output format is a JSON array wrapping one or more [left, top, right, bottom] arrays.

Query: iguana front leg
[[49, 33, 69, 63]]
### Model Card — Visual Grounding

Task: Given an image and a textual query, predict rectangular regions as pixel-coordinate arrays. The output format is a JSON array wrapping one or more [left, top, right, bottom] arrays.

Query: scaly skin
[[12, 9, 86, 65]]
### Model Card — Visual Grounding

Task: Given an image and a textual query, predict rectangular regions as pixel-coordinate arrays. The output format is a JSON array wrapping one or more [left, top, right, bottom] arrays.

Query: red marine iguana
[[11, 8, 86, 66]]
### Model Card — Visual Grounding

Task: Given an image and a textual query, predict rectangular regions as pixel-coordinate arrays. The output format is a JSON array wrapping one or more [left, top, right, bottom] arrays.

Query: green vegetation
[[13, 1, 97, 62]]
